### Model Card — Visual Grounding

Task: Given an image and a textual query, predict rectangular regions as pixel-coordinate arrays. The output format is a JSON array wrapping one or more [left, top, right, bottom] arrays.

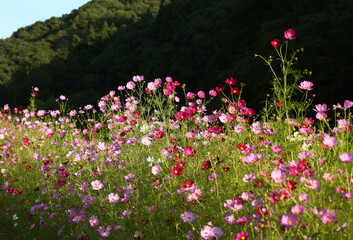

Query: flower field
[[0, 30, 352, 239]]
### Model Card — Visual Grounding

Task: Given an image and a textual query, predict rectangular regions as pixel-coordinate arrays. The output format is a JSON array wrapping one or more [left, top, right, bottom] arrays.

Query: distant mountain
[[0, 0, 352, 111]]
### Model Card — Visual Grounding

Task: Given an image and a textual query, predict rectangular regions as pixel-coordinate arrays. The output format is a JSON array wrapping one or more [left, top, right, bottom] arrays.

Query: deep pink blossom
[[284, 29, 296, 40]]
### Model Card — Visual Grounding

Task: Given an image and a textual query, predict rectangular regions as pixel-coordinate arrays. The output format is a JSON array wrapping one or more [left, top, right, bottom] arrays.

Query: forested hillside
[[0, 0, 352, 111]]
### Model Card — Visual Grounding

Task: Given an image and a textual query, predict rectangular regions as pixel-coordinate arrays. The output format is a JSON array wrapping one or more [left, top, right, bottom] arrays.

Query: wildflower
[[225, 77, 236, 85], [133, 75, 144, 82], [186, 230, 195, 239], [215, 84, 225, 93], [314, 104, 329, 113], [271, 39, 280, 48], [224, 213, 235, 224], [230, 87, 240, 95], [152, 165, 162, 175], [281, 213, 298, 228], [212, 227, 224, 239], [89, 216, 99, 227], [271, 169, 286, 183], [98, 226, 111, 237], [286, 180, 297, 191], [184, 146, 195, 157], [299, 193, 309, 203], [243, 173, 256, 183], [336, 100, 353, 110], [147, 82, 157, 91], [91, 180, 103, 190], [284, 29, 296, 40], [304, 178, 321, 190], [299, 81, 314, 91], [170, 166, 183, 176], [209, 90, 217, 97], [340, 152, 353, 163], [270, 145, 283, 154], [316, 112, 327, 121], [292, 205, 305, 215], [141, 136, 152, 146], [323, 134, 337, 148], [200, 225, 214, 240], [208, 173, 219, 181], [235, 231, 249, 240], [180, 211, 196, 223], [126, 81, 136, 90], [108, 193, 120, 203], [182, 179, 194, 188]]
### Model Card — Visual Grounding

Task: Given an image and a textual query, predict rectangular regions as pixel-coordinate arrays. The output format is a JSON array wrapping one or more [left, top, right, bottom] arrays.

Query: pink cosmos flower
[[126, 81, 136, 90], [234, 124, 244, 133], [323, 134, 337, 148], [200, 225, 214, 240], [281, 213, 298, 228], [271, 169, 286, 183], [187, 92, 196, 99], [224, 213, 235, 224], [316, 112, 327, 121], [89, 216, 99, 227], [180, 211, 196, 223], [291, 205, 305, 215], [314, 103, 329, 113], [299, 193, 309, 203], [340, 152, 353, 163], [209, 90, 217, 97], [98, 226, 111, 237], [304, 178, 321, 190], [91, 180, 103, 190], [198, 91, 206, 98], [299, 80, 314, 91], [335, 100, 353, 110], [108, 193, 120, 203], [147, 82, 157, 91], [284, 29, 296, 40], [243, 173, 257, 182], [152, 165, 162, 175], [132, 75, 144, 82]]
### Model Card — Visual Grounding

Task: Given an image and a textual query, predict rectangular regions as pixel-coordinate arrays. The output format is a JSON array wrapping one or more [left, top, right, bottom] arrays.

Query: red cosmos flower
[[238, 143, 247, 151], [130, 120, 137, 125], [216, 84, 225, 93], [170, 166, 183, 176], [201, 160, 212, 170], [184, 146, 195, 157], [181, 179, 194, 188], [271, 39, 280, 48], [230, 87, 240, 95], [225, 77, 236, 86], [286, 180, 297, 191], [222, 167, 230, 171]]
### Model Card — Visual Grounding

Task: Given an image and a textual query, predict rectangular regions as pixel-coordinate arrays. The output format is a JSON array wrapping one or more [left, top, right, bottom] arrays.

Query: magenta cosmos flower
[[299, 80, 314, 91], [284, 29, 296, 40], [235, 231, 249, 240]]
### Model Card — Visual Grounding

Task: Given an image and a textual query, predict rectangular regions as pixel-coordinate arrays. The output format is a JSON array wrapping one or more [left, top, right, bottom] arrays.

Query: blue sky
[[0, 0, 91, 39]]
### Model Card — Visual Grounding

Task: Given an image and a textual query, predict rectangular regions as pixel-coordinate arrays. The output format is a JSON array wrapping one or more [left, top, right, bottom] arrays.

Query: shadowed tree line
[[0, 0, 352, 112]]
